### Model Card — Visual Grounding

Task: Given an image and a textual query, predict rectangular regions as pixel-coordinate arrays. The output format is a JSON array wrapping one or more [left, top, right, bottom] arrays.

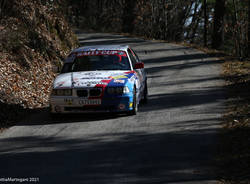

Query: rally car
[[50, 45, 147, 115]]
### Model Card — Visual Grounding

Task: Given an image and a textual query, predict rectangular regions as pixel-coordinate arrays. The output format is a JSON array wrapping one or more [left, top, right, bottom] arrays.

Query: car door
[[127, 48, 144, 99], [131, 48, 146, 84]]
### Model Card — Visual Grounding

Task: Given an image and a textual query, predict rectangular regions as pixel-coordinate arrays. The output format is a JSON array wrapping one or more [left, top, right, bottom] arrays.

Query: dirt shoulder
[[0, 0, 78, 129], [217, 58, 250, 183]]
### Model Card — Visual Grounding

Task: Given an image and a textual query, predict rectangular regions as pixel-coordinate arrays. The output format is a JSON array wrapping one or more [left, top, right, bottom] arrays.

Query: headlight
[[107, 87, 130, 94], [52, 89, 72, 96]]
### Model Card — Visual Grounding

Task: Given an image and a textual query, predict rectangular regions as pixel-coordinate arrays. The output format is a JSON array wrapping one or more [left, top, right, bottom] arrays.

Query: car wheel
[[141, 81, 148, 104], [127, 87, 138, 115]]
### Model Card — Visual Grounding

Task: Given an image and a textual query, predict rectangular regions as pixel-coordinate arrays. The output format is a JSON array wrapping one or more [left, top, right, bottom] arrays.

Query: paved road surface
[[0, 31, 225, 184]]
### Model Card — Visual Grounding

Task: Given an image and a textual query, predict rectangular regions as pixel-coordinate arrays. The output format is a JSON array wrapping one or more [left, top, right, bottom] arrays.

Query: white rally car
[[50, 45, 147, 115]]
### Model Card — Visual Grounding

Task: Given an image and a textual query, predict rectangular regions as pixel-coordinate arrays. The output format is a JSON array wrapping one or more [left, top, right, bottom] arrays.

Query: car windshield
[[61, 50, 131, 73]]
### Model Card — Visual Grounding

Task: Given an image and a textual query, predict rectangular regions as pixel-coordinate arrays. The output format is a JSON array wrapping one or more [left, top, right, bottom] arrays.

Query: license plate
[[78, 99, 101, 105]]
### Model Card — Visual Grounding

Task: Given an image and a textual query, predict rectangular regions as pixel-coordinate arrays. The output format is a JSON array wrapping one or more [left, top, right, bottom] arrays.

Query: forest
[[65, 0, 250, 58], [0, 0, 249, 183], [1, 0, 249, 57]]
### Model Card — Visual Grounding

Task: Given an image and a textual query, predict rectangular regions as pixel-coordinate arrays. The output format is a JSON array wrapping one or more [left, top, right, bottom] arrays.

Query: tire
[[127, 87, 138, 115], [141, 81, 148, 104]]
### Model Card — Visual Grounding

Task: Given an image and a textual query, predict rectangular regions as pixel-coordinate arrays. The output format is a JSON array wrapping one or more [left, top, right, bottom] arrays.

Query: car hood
[[53, 70, 135, 88]]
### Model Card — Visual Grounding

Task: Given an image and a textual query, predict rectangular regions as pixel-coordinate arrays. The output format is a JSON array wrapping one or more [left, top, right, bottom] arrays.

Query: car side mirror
[[134, 62, 144, 69]]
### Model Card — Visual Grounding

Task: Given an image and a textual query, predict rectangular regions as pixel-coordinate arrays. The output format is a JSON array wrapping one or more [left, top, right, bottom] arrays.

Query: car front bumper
[[50, 95, 133, 113]]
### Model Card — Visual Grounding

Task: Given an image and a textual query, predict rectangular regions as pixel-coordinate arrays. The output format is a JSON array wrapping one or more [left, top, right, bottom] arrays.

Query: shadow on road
[[143, 53, 223, 64], [145, 58, 224, 74], [0, 129, 218, 184], [78, 36, 145, 46], [17, 109, 123, 126], [149, 76, 223, 86], [140, 88, 225, 113], [0, 102, 32, 129]]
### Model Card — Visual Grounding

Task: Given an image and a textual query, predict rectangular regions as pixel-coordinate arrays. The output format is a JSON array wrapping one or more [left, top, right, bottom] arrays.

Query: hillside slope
[[0, 0, 78, 126]]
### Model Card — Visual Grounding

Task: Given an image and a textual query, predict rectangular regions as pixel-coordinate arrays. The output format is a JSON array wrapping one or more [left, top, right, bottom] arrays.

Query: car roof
[[63, 45, 130, 63], [72, 45, 129, 53]]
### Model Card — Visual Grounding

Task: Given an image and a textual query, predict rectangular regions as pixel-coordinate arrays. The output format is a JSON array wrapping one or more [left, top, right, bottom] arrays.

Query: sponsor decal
[[128, 75, 136, 82], [76, 50, 126, 57], [111, 75, 128, 79], [99, 79, 112, 85], [74, 81, 108, 86], [82, 72, 101, 76], [129, 102, 133, 108], [125, 71, 136, 74], [85, 81, 107, 85], [56, 81, 65, 87], [80, 77, 109, 80], [114, 79, 125, 84]]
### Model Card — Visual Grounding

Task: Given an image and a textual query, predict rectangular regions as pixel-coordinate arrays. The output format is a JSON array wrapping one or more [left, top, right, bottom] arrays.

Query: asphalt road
[[0, 31, 225, 184]]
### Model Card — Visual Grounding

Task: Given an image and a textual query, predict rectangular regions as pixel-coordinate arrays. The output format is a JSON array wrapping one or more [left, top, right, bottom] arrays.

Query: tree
[[204, 0, 208, 47], [122, 0, 135, 33], [186, 1, 201, 43], [212, 0, 226, 49], [0, 0, 8, 18], [248, 0, 250, 56]]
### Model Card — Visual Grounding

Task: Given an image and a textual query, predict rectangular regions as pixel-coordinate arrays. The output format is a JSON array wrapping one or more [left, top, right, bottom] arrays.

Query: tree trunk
[[122, 0, 135, 33], [0, 0, 7, 17], [212, 0, 226, 49], [187, 1, 199, 40], [248, 0, 250, 56], [204, 0, 208, 47], [191, 6, 203, 43], [232, 0, 242, 57]]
